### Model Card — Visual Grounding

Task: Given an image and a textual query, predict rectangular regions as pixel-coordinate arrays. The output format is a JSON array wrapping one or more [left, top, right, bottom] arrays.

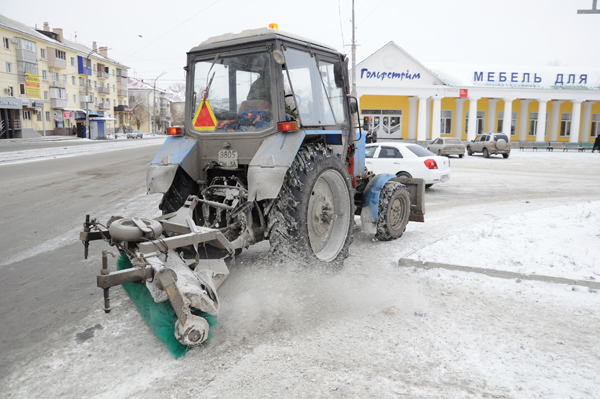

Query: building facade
[[356, 42, 600, 143], [0, 14, 130, 139]]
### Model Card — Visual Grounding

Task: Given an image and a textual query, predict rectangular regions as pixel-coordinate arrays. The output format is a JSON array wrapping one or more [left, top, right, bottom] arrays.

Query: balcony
[[118, 90, 127, 97], [80, 101, 94, 109], [114, 105, 133, 113], [51, 98, 68, 109], [47, 52, 66, 69], [98, 103, 111, 110], [98, 86, 110, 94], [96, 70, 109, 79], [117, 76, 128, 84]]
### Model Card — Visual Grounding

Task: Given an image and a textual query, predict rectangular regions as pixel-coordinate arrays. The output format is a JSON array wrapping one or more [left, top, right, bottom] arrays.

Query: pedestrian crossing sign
[[192, 100, 217, 131]]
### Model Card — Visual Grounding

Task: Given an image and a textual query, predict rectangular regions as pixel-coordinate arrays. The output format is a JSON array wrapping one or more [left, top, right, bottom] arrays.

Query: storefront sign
[[63, 111, 72, 118], [0, 97, 22, 109], [360, 68, 421, 81], [25, 73, 41, 98], [53, 110, 64, 122]]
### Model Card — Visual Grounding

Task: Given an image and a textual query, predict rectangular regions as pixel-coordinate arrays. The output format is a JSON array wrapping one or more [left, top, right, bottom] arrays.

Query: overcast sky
[[2, 0, 599, 88]]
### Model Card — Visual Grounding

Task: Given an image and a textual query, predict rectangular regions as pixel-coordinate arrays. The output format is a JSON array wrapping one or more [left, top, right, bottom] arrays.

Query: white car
[[365, 142, 451, 188]]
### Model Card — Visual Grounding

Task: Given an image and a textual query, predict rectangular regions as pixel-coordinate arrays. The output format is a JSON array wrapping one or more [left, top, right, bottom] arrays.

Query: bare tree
[[129, 93, 148, 130], [169, 82, 185, 94]]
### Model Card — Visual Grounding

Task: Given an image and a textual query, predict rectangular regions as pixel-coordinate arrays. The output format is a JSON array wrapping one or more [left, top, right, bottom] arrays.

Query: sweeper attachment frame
[[80, 195, 233, 351]]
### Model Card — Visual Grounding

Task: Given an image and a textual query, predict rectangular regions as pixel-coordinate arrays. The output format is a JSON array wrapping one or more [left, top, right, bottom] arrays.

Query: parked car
[[427, 138, 466, 158], [127, 130, 143, 139], [365, 142, 451, 189], [466, 133, 511, 158]]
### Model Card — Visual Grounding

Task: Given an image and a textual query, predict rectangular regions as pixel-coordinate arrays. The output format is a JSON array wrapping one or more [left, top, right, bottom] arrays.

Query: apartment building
[[0, 14, 130, 139]]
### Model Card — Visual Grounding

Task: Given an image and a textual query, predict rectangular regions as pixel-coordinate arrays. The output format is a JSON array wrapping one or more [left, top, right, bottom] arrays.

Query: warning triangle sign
[[192, 100, 217, 131]]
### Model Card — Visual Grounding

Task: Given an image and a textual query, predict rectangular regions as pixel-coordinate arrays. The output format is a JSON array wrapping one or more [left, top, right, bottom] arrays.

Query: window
[[591, 115, 600, 138], [63, 74, 67, 83], [113, 84, 116, 91], [40, 48, 46, 59], [73, 94, 77, 103], [79, 77, 84, 86], [560, 113, 572, 137], [23, 110, 32, 120], [94, 81, 97, 88], [17, 61, 38, 74], [529, 112, 549, 136], [71, 57, 75, 66], [52, 72, 59, 82], [464, 111, 485, 134], [44, 91, 48, 100], [17, 38, 36, 52], [497, 111, 518, 136], [72, 76, 75, 85], [365, 146, 377, 158], [55, 49, 66, 60], [20, 83, 25, 95], [5, 62, 12, 73], [6, 86, 13, 96], [36, 111, 41, 121], [379, 146, 402, 158], [3, 37, 9, 49], [42, 70, 47, 80], [46, 111, 51, 121], [440, 110, 452, 135]]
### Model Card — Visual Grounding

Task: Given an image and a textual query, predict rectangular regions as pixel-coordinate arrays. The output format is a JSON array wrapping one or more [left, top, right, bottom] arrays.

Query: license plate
[[218, 149, 238, 168], [441, 174, 450, 182]]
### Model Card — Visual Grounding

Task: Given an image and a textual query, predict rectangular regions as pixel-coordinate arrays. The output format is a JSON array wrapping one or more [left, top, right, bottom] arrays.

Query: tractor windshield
[[191, 52, 273, 133]]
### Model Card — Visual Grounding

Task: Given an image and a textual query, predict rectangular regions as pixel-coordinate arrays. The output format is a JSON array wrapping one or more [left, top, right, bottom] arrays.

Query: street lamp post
[[85, 49, 94, 139], [153, 71, 166, 135]]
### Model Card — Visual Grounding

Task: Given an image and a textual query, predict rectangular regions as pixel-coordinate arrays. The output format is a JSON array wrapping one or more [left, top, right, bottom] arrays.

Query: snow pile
[[406, 201, 600, 281]]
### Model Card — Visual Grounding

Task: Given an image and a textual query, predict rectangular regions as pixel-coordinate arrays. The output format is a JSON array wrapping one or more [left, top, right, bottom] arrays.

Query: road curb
[[398, 258, 600, 290]]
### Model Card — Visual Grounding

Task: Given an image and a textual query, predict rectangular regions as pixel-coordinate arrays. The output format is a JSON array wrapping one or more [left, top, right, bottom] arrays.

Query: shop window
[[23, 110, 32, 120], [591, 114, 600, 138], [440, 110, 452, 135], [560, 113, 572, 137], [529, 112, 549, 136], [497, 111, 518, 136]]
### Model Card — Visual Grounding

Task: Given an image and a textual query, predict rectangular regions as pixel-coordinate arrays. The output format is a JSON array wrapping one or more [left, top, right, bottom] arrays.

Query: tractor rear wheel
[[268, 144, 353, 268]]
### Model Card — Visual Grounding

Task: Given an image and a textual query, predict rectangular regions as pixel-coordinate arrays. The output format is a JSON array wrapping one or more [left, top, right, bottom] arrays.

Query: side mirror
[[349, 102, 358, 114]]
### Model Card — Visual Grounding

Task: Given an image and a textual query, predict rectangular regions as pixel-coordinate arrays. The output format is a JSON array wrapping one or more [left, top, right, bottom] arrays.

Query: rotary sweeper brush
[[80, 26, 426, 357]]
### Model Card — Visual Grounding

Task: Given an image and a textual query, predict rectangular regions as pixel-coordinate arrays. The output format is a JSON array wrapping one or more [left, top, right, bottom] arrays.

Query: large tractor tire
[[268, 144, 354, 268], [159, 167, 200, 215], [375, 181, 410, 241]]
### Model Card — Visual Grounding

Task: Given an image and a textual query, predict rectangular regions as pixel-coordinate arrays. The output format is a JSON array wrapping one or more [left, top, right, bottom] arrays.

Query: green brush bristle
[[116, 253, 218, 358]]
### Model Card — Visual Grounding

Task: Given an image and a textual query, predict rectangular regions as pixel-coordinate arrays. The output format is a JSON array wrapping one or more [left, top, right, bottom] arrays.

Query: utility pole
[[153, 71, 166, 135], [85, 49, 94, 139], [351, 0, 357, 99]]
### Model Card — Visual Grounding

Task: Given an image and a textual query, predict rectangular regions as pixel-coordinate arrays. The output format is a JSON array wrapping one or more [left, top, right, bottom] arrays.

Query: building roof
[[0, 13, 128, 68]]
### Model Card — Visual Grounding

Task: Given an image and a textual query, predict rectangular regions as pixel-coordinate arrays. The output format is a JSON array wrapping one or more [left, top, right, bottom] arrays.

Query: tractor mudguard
[[247, 130, 306, 201], [147, 136, 199, 194], [362, 173, 396, 223]]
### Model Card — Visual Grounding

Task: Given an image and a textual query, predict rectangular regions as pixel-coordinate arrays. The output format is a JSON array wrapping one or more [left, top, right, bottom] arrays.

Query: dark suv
[[467, 133, 511, 158]]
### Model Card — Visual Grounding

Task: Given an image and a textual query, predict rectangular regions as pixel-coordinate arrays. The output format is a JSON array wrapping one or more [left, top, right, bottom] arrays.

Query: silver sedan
[[426, 138, 466, 158]]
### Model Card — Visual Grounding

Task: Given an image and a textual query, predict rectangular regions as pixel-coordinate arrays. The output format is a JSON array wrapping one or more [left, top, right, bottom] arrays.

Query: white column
[[487, 99, 499, 133], [535, 99, 548, 142], [408, 97, 418, 140], [417, 96, 428, 141], [518, 99, 532, 141], [549, 100, 564, 141], [454, 98, 467, 139], [501, 98, 515, 136], [426, 98, 432, 139], [569, 100, 583, 143], [431, 96, 442, 140], [580, 101, 596, 142], [467, 97, 480, 141]]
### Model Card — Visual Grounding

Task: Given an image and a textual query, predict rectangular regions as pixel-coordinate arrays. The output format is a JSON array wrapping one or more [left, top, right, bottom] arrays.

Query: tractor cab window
[[283, 48, 347, 127], [192, 52, 273, 132]]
